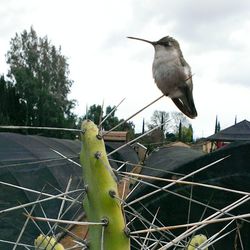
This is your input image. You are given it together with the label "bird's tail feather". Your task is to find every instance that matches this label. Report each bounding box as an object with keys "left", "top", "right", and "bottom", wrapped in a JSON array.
[{"left": 171, "top": 86, "right": 197, "bottom": 119}]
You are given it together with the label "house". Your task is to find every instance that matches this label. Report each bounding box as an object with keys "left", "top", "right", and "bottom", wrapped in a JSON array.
[{"left": 206, "top": 119, "right": 250, "bottom": 151}]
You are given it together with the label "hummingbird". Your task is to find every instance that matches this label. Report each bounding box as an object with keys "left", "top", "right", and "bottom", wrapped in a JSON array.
[{"left": 127, "top": 36, "right": 198, "bottom": 119}]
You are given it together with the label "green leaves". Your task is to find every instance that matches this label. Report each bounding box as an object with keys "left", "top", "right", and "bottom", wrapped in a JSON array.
[
  {"left": 5, "top": 27, "right": 76, "bottom": 137},
  {"left": 81, "top": 104, "right": 135, "bottom": 136}
]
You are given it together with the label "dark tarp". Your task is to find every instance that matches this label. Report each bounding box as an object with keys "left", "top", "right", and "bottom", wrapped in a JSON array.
[
  {"left": 207, "top": 119, "right": 250, "bottom": 141},
  {"left": 0, "top": 132, "right": 139, "bottom": 249},
  {"left": 142, "top": 146, "right": 204, "bottom": 176},
  {"left": 0, "top": 133, "right": 83, "bottom": 250},
  {"left": 127, "top": 142, "right": 250, "bottom": 250}
]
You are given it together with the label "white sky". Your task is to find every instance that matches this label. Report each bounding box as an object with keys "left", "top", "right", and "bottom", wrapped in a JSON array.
[{"left": 1, "top": 0, "right": 250, "bottom": 138}]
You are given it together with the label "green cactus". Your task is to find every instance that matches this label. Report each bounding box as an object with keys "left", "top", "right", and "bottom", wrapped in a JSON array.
[
  {"left": 34, "top": 234, "right": 64, "bottom": 250},
  {"left": 187, "top": 234, "right": 208, "bottom": 250},
  {"left": 80, "top": 120, "right": 130, "bottom": 250}
]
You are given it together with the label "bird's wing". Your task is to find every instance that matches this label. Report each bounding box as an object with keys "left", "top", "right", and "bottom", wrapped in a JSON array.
[
  {"left": 179, "top": 55, "right": 189, "bottom": 68},
  {"left": 178, "top": 54, "right": 193, "bottom": 86},
  {"left": 172, "top": 85, "right": 197, "bottom": 119}
]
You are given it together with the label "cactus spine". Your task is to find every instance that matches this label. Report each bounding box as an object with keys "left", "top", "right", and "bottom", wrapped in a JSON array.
[{"left": 80, "top": 120, "right": 130, "bottom": 250}]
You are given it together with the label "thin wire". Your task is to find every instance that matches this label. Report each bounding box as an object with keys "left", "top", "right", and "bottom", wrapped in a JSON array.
[
  {"left": 125, "top": 155, "right": 230, "bottom": 207},
  {"left": 22, "top": 206, "right": 45, "bottom": 236},
  {"left": 103, "top": 94, "right": 165, "bottom": 136},
  {"left": 98, "top": 100, "right": 105, "bottom": 129},
  {"left": 109, "top": 158, "right": 185, "bottom": 177},
  {"left": 38, "top": 201, "right": 56, "bottom": 237},
  {"left": 85, "top": 104, "right": 89, "bottom": 119},
  {"left": 132, "top": 235, "right": 168, "bottom": 245},
  {"left": 130, "top": 235, "right": 145, "bottom": 250},
  {"left": 0, "top": 189, "right": 84, "bottom": 215},
  {"left": 51, "top": 149, "right": 81, "bottom": 167},
  {"left": 132, "top": 213, "right": 250, "bottom": 235},
  {"left": 99, "top": 97, "right": 126, "bottom": 127},
  {"left": 57, "top": 226, "right": 87, "bottom": 247},
  {"left": 199, "top": 219, "right": 235, "bottom": 249},
  {"left": 24, "top": 214, "right": 105, "bottom": 226},
  {"left": 100, "top": 225, "right": 105, "bottom": 250},
  {"left": 46, "top": 181, "right": 82, "bottom": 204},
  {"left": 125, "top": 182, "right": 141, "bottom": 201},
  {"left": 119, "top": 173, "right": 250, "bottom": 227},
  {"left": 115, "top": 196, "right": 173, "bottom": 244},
  {"left": 0, "top": 239, "right": 34, "bottom": 248},
  {"left": 125, "top": 209, "right": 161, "bottom": 249},
  {"left": 202, "top": 227, "right": 237, "bottom": 249},
  {"left": 187, "top": 193, "right": 214, "bottom": 247},
  {"left": 0, "top": 180, "right": 77, "bottom": 203},
  {"left": 119, "top": 170, "right": 250, "bottom": 196},
  {"left": 0, "top": 125, "right": 81, "bottom": 132},
  {"left": 0, "top": 155, "right": 79, "bottom": 169},
  {"left": 137, "top": 202, "right": 179, "bottom": 242},
  {"left": 142, "top": 207, "right": 160, "bottom": 249},
  {"left": 40, "top": 192, "right": 85, "bottom": 243},
  {"left": 236, "top": 221, "right": 244, "bottom": 250},
  {"left": 130, "top": 208, "right": 168, "bottom": 248},
  {"left": 159, "top": 195, "right": 250, "bottom": 250},
  {"left": 186, "top": 182, "right": 193, "bottom": 230},
  {"left": 13, "top": 194, "right": 42, "bottom": 250},
  {"left": 116, "top": 161, "right": 128, "bottom": 172},
  {"left": 107, "top": 120, "right": 170, "bottom": 157},
  {"left": 54, "top": 177, "right": 73, "bottom": 231}
]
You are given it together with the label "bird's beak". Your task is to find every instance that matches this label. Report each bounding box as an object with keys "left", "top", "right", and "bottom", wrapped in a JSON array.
[{"left": 127, "top": 36, "right": 155, "bottom": 45}]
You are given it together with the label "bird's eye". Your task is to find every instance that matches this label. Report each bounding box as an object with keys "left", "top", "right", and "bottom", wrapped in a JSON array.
[
  {"left": 158, "top": 41, "right": 170, "bottom": 47},
  {"left": 163, "top": 42, "right": 170, "bottom": 47}
]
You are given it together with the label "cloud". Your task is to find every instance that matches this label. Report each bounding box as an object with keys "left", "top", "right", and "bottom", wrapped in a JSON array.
[
  {"left": 122, "top": 0, "right": 250, "bottom": 88},
  {"left": 1, "top": 0, "right": 250, "bottom": 138},
  {"left": 129, "top": 0, "right": 250, "bottom": 46}
]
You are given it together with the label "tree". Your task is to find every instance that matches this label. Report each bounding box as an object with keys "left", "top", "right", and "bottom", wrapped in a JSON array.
[
  {"left": 147, "top": 111, "right": 189, "bottom": 134},
  {"left": 142, "top": 118, "right": 145, "bottom": 134},
  {"left": 177, "top": 123, "right": 193, "bottom": 142},
  {"left": 178, "top": 120, "right": 182, "bottom": 141},
  {"left": 81, "top": 104, "right": 135, "bottom": 138},
  {"left": 84, "top": 104, "right": 103, "bottom": 125},
  {"left": 6, "top": 27, "right": 76, "bottom": 133},
  {"left": 147, "top": 110, "right": 170, "bottom": 133},
  {"left": 165, "top": 132, "right": 177, "bottom": 142},
  {"left": 102, "top": 105, "right": 120, "bottom": 131},
  {"left": 170, "top": 111, "right": 190, "bottom": 133},
  {"left": 147, "top": 110, "right": 194, "bottom": 142},
  {"left": 0, "top": 75, "right": 26, "bottom": 126}
]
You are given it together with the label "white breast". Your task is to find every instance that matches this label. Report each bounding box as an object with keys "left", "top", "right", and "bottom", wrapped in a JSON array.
[{"left": 152, "top": 45, "right": 185, "bottom": 97}]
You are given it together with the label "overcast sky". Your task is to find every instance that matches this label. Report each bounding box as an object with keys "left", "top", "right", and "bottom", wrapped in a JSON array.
[{"left": 1, "top": 0, "right": 250, "bottom": 138}]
